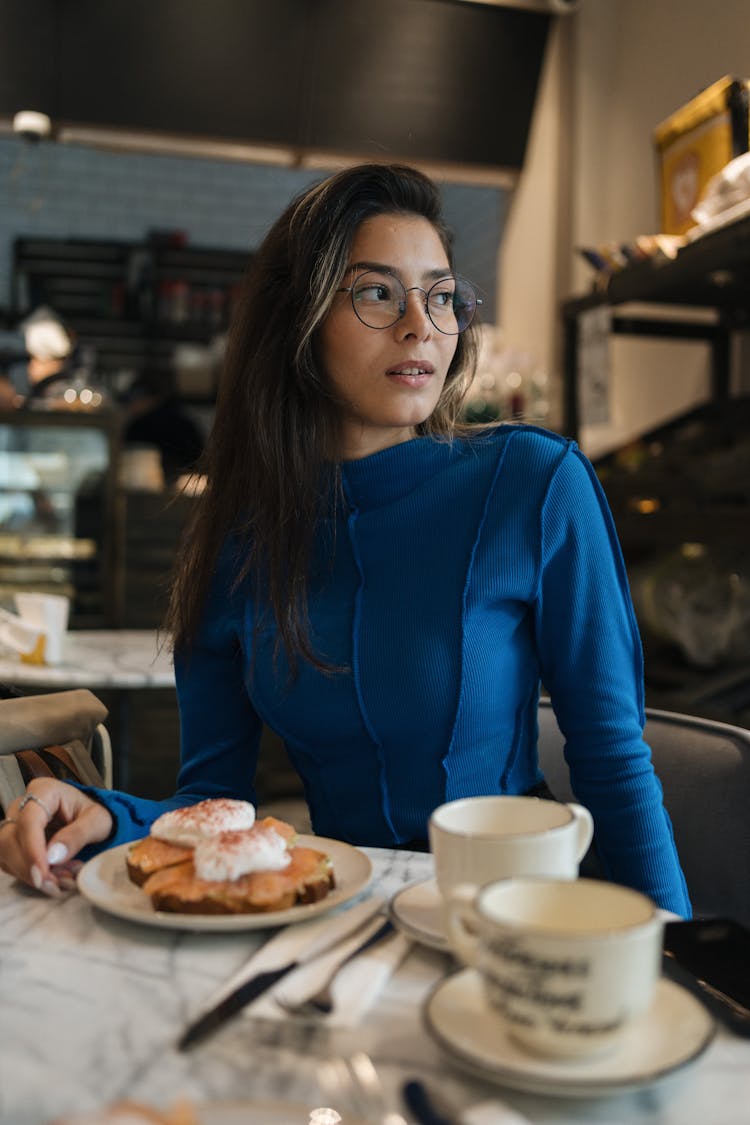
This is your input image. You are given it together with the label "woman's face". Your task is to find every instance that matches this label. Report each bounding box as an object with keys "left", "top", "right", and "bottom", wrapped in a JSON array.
[{"left": 318, "top": 212, "right": 459, "bottom": 460}]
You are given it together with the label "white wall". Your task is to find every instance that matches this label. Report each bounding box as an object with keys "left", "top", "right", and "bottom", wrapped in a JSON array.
[
  {"left": 500, "top": 0, "right": 750, "bottom": 456},
  {"left": 497, "top": 15, "right": 573, "bottom": 429}
]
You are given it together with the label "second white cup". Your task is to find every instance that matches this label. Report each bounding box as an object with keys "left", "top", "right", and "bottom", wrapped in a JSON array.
[
  {"left": 447, "top": 876, "right": 663, "bottom": 1059},
  {"left": 429, "top": 795, "right": 594, "bottom": 898}
]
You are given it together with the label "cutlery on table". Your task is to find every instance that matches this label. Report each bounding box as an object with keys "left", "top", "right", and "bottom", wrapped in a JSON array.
[
  {"left": 402, "top": 1080, "right": 533, "bottom": 1125},
  {"left": 402, "top": 1080, "right": 454, "bottom": 1125},
  {"left": 276, "top": 916, "right": 395, "bottom": 1015},
  {"left": 320, "top": 1053, "right": 409, "bottom": 1125},
  {"left": 177, "top": 895, "right": 385, "bottom": 1050}
]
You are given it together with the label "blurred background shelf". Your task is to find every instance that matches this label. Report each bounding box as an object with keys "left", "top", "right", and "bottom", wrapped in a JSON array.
[
  {"left": 12, "top": 235, "right": 251, "bottom": 401},
  {"left": 561, "top": 212, "right": 750, "bottom": 440},
  {"left": 594, "top": 397, "right": 750, "bottom": 729},
  {"left": 560, "top": 213, "right": 750, "bottom": 728}
]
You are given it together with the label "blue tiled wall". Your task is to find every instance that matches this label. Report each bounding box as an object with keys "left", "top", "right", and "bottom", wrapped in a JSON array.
[{"left": 0, "top": 136, "right": 503, "bottom": 319}]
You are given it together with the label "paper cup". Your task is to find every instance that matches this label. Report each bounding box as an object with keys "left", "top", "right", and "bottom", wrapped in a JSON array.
[{"left": 14, "top": 592, "right": 70, "bottom": 665}]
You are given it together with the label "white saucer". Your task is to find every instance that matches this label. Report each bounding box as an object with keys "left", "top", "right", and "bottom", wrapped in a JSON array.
[
  {"left": 424, "top": 968, "right": 715, "bottom": 1098},
  {"left": 389, "top": 877, "right": 449, "bottom": 951}
]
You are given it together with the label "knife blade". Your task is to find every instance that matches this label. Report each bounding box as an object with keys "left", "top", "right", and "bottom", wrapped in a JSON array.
[
  {"left": 185, "top": 917, "right": 394, "bottom": 1042},
  {"left": 177, "top": 894, "right": 385, "bottom": 1050},
  {"left": 178, "top": 965, "right": 292, "bottom": 1050}
]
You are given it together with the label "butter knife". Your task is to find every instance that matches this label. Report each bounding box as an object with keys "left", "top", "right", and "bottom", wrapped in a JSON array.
[{"left": 177, "top": 895, "right": 384, "bottom": 1050}]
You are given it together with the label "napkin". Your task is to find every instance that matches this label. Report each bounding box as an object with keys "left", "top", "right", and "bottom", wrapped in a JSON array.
[
  {"left": 272, "top": 912, "right": 394, "bottom": 1008},
  {"left": 195, "top": 896, "right": 411, "bottom": 1030},
  {"left": 258, "top": 922, "right": 412, "bottom": 1028}
]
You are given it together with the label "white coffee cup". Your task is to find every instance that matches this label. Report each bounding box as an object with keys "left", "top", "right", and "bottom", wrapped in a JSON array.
[
  {"left": 448, "top": 876, "right": 663, "bottom": 1060},
  {"left": 429, "top": 795, "right": 594, "bottom": 899},
  {"left": 14, "top": 592, "right": 70, "bottom": 665}
]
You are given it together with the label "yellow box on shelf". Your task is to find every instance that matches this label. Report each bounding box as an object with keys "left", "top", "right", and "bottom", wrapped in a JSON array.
[{"left": 654, "top": 75, "right": 750, "bottom": 235}]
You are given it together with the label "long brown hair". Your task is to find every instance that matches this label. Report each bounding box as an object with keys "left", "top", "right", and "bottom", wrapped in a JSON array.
[{"left": 166, "top": 163, "right": 480, "bottom": 671}]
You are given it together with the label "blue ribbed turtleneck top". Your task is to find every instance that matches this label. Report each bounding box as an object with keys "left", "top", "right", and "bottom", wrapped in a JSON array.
[{"left": 89, "top": 425, "right": 691, "bottom": 916}]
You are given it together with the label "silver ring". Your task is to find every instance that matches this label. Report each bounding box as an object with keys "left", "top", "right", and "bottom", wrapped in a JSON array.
[
  {"left": 0, "top": 816, "right": 18, "bottom": 829},
  {"left": 19, "top": 792, "right": 53, "bottom": 822}
]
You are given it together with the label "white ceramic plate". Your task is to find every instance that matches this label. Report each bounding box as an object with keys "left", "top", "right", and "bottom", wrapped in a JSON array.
[
  {"left": 424, "top": 968, "right": 715, "bottom": 1098},
  {"left": 78, "top": 836, "right": 373, "bottom": 932},
  {"left": 79, "top": 1103, "right": 364, "bottom": 1124},
  {"left": 198, "top": 1102, "right": 365, "bottom": 1124},
  {"left": 389, "top": 877, "right": 449, "bottom": 951}
]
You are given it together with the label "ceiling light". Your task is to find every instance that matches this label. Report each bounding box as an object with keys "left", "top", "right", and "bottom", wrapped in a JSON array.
[{"left": 12, "top": 110, "right": 52, "bottom": 142}]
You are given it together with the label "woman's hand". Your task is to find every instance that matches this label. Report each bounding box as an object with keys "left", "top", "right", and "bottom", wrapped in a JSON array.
[{"left": 0, "top": 780, "right": 113, "bottom": 895}]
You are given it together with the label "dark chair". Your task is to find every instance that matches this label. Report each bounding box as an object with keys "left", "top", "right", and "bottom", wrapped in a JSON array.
[{"left": 537, "top": 699, "right": 750, "bottom": 923}]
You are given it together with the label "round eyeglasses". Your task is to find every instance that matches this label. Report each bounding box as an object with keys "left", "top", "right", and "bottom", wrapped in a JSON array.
[{"left": 338, "top": 270, "right": 481, "bottom": 334}]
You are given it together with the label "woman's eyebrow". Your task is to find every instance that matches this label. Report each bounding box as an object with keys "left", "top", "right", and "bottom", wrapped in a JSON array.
[{"left": 347, "top": 260, "right": 452, "bottom": 280}]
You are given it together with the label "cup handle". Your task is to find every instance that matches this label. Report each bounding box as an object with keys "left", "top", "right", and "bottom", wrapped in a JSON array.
[
  {"left": 445, "top": 882, "right": 482, "bottom": 965},
  {"left": 567, "top": 802, "right": 594, "bottom": 860}
]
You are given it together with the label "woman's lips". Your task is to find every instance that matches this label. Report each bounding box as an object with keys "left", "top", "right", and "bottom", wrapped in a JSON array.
[{"left": 385, "top": 362, "right": 435, "bottom": 387}]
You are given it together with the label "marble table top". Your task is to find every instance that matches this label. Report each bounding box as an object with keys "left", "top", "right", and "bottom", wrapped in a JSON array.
[
  {"left": 0, "top": 629, "right": 175, "bottom": 689},
  {"left": 1, "top": 846, "right": 749, "bottom": 1125}
]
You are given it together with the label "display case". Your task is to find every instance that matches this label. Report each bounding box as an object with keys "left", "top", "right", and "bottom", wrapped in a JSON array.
[{"left": 0, "top": 407, "right": 120, "bottom": 626}]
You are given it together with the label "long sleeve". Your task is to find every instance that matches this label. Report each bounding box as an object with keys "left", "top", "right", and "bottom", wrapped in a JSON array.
[{"left": 535, "top": 444, "right": 691, "bottom": 917}]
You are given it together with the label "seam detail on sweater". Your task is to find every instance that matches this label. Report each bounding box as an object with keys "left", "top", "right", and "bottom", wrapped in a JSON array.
[
  {"left": 443, "top": 428, "right": 519, "bottom": 783},
  {"left": 346, "top": 506, "right": 397, "bottom": 836},
  {"left": 534, "top": 436, "right": 576, "bottom": 604}
]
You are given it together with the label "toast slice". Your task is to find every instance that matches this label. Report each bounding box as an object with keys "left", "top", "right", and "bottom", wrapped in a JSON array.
[
  {"left": 126, "top": 837, "right": 193, "bottom": 886},
  {"left": 141, "top": 844, "right": 334, "bottom": 914}
]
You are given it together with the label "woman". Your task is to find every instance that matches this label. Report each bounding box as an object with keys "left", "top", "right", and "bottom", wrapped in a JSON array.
[{"left": 0, "top": 163, "right": 690, "bottom": 916}]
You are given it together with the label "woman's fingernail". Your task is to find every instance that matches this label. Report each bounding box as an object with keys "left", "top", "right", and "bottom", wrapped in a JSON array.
[
  {"left": 30, "top": 864, "right": 43, "bottom": 890},
  {"left": 41, "top": 879, "right": 62, "bottom": 897},
  {"left": 46, "top": 842, "right": 68, "bottom": 865}
]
